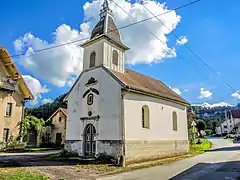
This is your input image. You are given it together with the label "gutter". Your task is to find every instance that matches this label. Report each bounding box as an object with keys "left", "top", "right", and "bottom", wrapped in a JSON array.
[{"left": 120, "top": 86, "right": 130, "bottom": 167}]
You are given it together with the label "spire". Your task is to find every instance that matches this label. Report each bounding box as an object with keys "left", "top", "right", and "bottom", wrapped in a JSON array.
[{"left": 100, "top": 0, "right": 113, "bottom": 19}]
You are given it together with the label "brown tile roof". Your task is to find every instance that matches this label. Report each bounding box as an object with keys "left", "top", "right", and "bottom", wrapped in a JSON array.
[
  {"left": 109, "top": 68, "right": 189, "bottom": 105},
  {"left": 60, "top": 108, "right": 68, "bottom": 116},
  {"left": 0, "top": 46, "right": 33, "bottom": 99},
  {"left": 231, "top": 110, "right": 240, "bottom": 118}
]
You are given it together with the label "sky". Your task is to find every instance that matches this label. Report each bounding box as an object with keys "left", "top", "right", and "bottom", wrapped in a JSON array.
[{"left": 1, "top": 0, "right": 240, "bottom": 107}]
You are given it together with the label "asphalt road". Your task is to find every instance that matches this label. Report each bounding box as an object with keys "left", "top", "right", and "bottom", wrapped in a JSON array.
[{"left": 99, "top": 138, "right": 240, "bottom": 180}]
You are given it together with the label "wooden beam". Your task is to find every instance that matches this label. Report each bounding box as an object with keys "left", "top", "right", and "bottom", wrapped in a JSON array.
[{"left": 5, "top": 62, "right": 14, "bottom": 66}]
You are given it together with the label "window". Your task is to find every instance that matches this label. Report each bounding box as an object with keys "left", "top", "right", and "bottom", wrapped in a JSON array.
[
  {"left": 59, "top": 117, "right": 62, "bottom": 122},
  {"left": 142, "top": 105, "right": 149, "bottom": 128},
  {"left": 224, "top": 125, "right": 227, "bottom": 128},
  {"left": 3, "top": 128, "right": 9, "bottom": 143},
  {"left": 112, "top": 50, "right": 118, "bottom": 66},
  {"left": 6, "top": 103, "right": 13, "bottom": 117},
  {"left": 172, "top": 111, "right": 177, "bottom": 131},
  {"left": 87, "top": 93, "right": 94, "bottom": 105},
  {"left": 90, "top": 52, "right": 96, "bottom": 68}
]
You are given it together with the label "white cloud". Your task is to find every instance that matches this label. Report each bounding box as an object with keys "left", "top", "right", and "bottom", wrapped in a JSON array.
[
  {"left": 176, "top": 36, "right": 188, "bottom": 45},
  {"left": 14, "top": 0, "right": 181, "bottom": 87},
  {"left": 14, "top": 24, "right": 90, "bottom": 87},
  {"left": 22, "top": 75, "right": 49, "bottom": 105},
  {"left": 42, "top": 98, "right": 54, "bottom": 105},
  {"left": 198, "top": 88, "right": 212, "bottom": 99},
  {"left": 193, "top": 102, "right": 233, "bottom": 108},
  {"left": 171, "top": 88, "right": 181, "bottom": 95},
  {"left": 232, "top": 90, "right": 240, "bottom": 100}
]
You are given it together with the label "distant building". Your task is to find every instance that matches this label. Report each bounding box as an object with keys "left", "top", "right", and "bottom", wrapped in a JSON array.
[
  {"left": 216, "top": 110, "right": 240, "bottom": 136},
  {"left": 0, "top": 47, "right": 33, "bottom": 142},
  {"left": 44, "top": 108, "right": 67, "bottom": 145}
]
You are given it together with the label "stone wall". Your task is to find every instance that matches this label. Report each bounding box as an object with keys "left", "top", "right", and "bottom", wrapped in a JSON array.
[
  {"left": 125, "top": 140, "right": 189, "bottom": 164},
  {"left": 65, "top": 140, "right": 82, "bottom": 155},
  {"left": 97, "top": 140, "right": 122, "bottom": 157}
]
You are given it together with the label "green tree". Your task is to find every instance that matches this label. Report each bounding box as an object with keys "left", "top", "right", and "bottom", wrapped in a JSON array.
[
  {"left": 196, "top": 120, "right": 206, "bottom": 137},
  {"left": 19, "top": 116, "right": 45, "bottom": 137}
]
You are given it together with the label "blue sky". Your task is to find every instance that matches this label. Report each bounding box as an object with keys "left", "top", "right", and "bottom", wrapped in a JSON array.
[{"left": 1, "top": 0, "right": 240, "bottom": 107}]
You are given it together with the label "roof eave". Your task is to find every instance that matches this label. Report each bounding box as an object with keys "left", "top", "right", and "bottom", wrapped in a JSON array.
[{"left": 123, "top": 86, "right": 190, "bottom": 107}]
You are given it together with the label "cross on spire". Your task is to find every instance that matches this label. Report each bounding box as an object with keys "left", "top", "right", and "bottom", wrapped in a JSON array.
[{"left": 100, "top": 0, "right": 113, "bottom": 18}]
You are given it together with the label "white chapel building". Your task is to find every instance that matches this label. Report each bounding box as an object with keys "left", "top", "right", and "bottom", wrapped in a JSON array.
[{"left": 64, "top": 0, "right": 189, "bottom": 164}]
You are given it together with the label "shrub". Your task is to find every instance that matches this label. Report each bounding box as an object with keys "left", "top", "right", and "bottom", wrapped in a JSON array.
[
  {"left": 5, "top": 139, "right": 25, "bottom": 151},
  {"left": 59, "top": 149, "right": 79, "bottom": 157},
  {"left": 0, "top": 141, "right": 5, "bottom": 151},
  {"left": 196, "top": 138, "right": 202, "bottom": 144}
]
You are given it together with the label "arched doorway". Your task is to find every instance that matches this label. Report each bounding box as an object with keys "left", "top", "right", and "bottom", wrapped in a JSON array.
[{"left": 84, "top": 124, "right": 96, "bottom": 156}]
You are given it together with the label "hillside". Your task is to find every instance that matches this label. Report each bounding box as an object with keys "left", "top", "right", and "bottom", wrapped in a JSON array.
[{"left": 26, "top": 93, "right": 68, "bottom": 120}]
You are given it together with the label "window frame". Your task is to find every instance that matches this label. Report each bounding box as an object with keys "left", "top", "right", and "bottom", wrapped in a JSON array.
[
  {"left": 90, "top": 51, "right": 96, "bottom": 68},
  {"left": 172, "top": 111, "right": 178, "bottom": 131},
  {"left": 87, "top": 93, "right": 94, "bottom": 105},
  {"left": 112, "top": 50, "right": 118, "bottom": 66},
  {"left": 3, "top": 128, "right": 9, "bottom": 143},
  {"left": 142, "top": 105, "right": 150, "bottom": 129},
  {"left": 5, "top": 102, "right": 13, "bottom": 117}
]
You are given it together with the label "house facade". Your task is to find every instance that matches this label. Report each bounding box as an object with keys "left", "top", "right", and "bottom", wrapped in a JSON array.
[
  {"left": 0, "top": 47, "right": 33, "bottom": 143},
  {"left": 64, "top": 0, "right": 189, "bottom": 164},
  {"left": 216, "top": 110, "right": 240, "bottom": 136},
  {"left": 45, "top": 108, "right": 67, "bottom": 145}
]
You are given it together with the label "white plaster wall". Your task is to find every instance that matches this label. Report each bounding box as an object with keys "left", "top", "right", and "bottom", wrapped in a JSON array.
[
  {"left": 83, "top": 40, "right": 104, "bottom": 70},
  {"left": 66, "top": 67, "right": 122, "bottom": 144},
  {"left": 124, "top": 92, "right": 188, "bottom": 141},
  {"left": 103, "top": 40, "right": 125, "bottom": 73}
]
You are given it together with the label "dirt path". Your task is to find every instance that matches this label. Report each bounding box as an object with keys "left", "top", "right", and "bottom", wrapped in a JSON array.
[{"left": 0, "top": 152, "right": 97, "bottom": 180}]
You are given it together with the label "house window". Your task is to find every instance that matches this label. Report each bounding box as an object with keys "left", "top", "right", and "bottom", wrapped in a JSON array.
[
  {"left": 6, "top": 103, "right": 13, "bottom": 117},
  {"left": 3, "top": 128, "right": 9, "bottom": 143},
  {"left": 112, "top": 50, "right": 118, "bottom": 66},
  {"left": 224, "top": 125, "right": 227, "bottom": 128},
  {"left": 142, "top": 105, "right": 149, "bottom": 128},
  {"left": 59, "top": 117, "right": 62, "bottom": 122},
  {"left": 87, "top": 93, "right": 94, "bottom": 105},
  {"left": 90, "top": 52, "right": 96, "bottom": 68},
  {"left": 172, "top": 111, "right": 177, "bottom": 131}
]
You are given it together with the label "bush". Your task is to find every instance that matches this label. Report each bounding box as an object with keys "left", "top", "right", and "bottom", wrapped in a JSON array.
[
  {"left": 196, "top": 138, "right": 202, "bottom": 144},
  {"left": 5, "top": 139, "right": 25, "bottom": 151},
  {"left": 0, "top": 141, "right": 5, "bottom": 151},
  {"left": 59, "top": 149, "right": 79, "bottom": 157}
]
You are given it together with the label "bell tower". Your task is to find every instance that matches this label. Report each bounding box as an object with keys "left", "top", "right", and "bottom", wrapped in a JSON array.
[{"left": 81, "top": 0, "right": 129, "bottom": 73}]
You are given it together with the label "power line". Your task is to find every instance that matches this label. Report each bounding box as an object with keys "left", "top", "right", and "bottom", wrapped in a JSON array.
[
  {"left": 141, "top": 2, "right": 238, "bottom": 95},
  {"left": 110, "top": 0, "right": 211, "bottom": 82},
  {"left": 1, "top": 0, "right": 200, "bottom": 61}
]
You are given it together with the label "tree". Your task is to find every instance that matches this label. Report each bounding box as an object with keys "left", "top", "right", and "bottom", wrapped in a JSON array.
[
  {"left": 196, "top": 120, "right": 206, "bottom": 137},
  {"left": 19, "top": 116, "right": 45, "bottom": 138}
]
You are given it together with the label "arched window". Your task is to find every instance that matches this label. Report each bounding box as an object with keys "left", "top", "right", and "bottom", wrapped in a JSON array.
[
  {"left": 142, "top": 105, "right": 149, "bottom": 128},
  {"left": 90, "top": 52, "right": 96, "bottom": 68},
  {"left": 172, "top": 111, "right": 177, "bottom": 131},
  {"left": 112, "top": 50, "right": 118, "bottom": 66}
]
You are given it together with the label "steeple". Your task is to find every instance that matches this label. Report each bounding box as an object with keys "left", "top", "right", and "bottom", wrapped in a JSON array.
[
  {"left": 81, "top": 0, "right": 129, "bottom": 74},
  {"left": 91, "top": 0, "right": 121, "bottom": 43}
]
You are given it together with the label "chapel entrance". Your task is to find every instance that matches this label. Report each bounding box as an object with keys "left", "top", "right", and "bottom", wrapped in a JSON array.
[{"left": 84, "top": 124, "right": 96, "bottom": 156}]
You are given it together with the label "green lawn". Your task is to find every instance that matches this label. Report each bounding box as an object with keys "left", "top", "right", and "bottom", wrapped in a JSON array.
[
  {"left": 24, "top": 147, "right": 56, "bottom": 152},
  {"left": 190, "top": 139, "right": 212, "bottom": 154},
  {"left": 0, "top": 168, "right": 49, "bottom": 180}
]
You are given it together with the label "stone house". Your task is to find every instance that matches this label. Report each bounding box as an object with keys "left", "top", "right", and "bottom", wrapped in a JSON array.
[
  {"left": 44, "top": 108, "right": 67, "bottom": 146},
  {"left": 64, "top": 0, "right": 189, "bottom": 164},
  {"left": 0, "top": 47, "right": 33, "bottom": 143},
  {"left": 216, "top": 109, "right": 240, "bottom": 136}
]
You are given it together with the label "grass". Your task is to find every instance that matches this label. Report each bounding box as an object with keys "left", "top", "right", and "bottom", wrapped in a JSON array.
[
  {"left": 0, "top": 168, "right": 49, "bottom": 180},
  {"left": 189, "top": 138, "right": 212, "bottom": 154},
  {"left": 24, "top": 147, "right": 56, "bottom": 152},
  {"left": 76, "top": 154, "right": 196, "bottom": 175}
]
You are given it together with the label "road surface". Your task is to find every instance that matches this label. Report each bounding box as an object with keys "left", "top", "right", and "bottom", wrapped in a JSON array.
[{"left": 99, "top": 138, "right": 240, "bottom": 180}]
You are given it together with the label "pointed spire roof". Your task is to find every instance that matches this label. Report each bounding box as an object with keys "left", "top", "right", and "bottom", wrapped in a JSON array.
[{"left": 90, "top": 0, "right": 121, "bottom": 43}]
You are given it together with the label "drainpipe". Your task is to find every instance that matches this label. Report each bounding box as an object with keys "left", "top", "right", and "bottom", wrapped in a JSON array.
[
  {"left": 19, "top": 101, "right": 25, "bottom": 142},
  {"left": 120, "top": 86, "right": 130, "bottom": 167}
]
